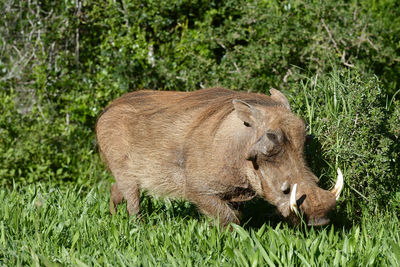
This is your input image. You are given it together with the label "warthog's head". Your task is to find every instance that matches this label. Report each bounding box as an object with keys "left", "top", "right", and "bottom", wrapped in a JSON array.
[{"left": 233, "top": 89, "right": 343, "bottom": 226}]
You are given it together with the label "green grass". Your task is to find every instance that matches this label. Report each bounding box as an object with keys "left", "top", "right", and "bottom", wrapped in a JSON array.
[{"left": 1, "top": 183, "right": 399, "bottom": 266}]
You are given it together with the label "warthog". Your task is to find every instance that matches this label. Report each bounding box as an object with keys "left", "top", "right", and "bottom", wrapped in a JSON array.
[{"left": 96, "top": 88, "right": 343, "bottom": 226}]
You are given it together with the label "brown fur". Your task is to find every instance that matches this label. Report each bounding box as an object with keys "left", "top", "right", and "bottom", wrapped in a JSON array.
[{"left": 96, "top": 88, "right": 337, "bottom": 226}]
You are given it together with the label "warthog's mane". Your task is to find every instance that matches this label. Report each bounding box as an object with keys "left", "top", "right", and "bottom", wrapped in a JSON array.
[{"left": 180, "top": 87, "right": 282, "bottom": 136}]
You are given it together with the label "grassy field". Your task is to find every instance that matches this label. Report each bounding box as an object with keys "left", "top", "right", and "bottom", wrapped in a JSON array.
[{"left": 1, "top": 182, "right": 400, "bottom": 266}]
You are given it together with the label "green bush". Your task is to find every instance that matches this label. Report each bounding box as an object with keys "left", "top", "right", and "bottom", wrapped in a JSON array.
[
  {"left": 77, "top": 0, "right": 400, "bottom": 93},
  {"left": 0, "top": 89, "right": 103, "bottom": 186}
]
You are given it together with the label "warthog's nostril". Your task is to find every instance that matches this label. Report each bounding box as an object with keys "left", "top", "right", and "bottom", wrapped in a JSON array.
[
  {"left": 297, "top": 194, "right": 306, "bottom": 207},
  {"left": 281, "top": 181, "right": 290, "bottom": 194}
]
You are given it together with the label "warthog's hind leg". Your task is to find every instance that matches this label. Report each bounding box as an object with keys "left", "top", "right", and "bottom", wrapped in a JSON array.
[{"left": 109, "top": 183, "right": 124, "bottom": 214}]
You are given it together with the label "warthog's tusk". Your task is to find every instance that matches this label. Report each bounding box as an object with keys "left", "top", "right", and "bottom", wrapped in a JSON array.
[
  {"left": 330, "top": 168, "right": 344, "bottom": 200},
  {"left": 290, "top": 183, "right": 300, "bottom": 216}
]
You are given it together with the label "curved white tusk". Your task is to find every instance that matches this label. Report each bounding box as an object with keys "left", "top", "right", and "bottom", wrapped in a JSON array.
[
  {"left": 290, "top": 183, "right": 300, "bottom": 216},
  {"left": 331, "top": 168, "right": 344, "bottom": 200}
]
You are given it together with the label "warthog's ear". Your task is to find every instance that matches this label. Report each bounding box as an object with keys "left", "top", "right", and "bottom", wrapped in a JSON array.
[
  {"left": 270, "top": 89, "right": 291, "bottom": 111},
  {"left": 232, "top": 99, "right": 262, "bottom": 127}
]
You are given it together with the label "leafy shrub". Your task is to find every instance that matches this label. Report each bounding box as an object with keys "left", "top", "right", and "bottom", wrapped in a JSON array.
[
  {"left": 76, "top": 0, "right": 400, "bottom": 94},
  {"left": 0, "top": 89, "right": 103, "bottom": 186}
]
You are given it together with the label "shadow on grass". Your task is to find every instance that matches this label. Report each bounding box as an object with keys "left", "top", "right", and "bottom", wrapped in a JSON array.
[
  {"left": 115, "top": 194, "right": 203, "bottom": 223},
  {"left": 305, "top": 134, "right": 331, "bottom": 189},
  {"left": 145, "top": 197, "right": 202, "bottom": 222},
  {"left": 238, "top": 198, "right": 283, "bottom": 229},
  {"left": 113, "top": 192, "right": 352, "bottom": 232},
  {"left": 239, "top": 197, "right": 353, "bottom": 233}
]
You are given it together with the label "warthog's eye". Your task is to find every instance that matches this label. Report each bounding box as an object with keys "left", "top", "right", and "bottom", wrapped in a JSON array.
[
  {"left": 246, "top": 131, "right": 283, "bottom": 161},
  {"left": 264, "top": 131, "right": 283, "bottom": 158},
  {"left": 267, "top": 132, "right": 278, "bottom": 142}
]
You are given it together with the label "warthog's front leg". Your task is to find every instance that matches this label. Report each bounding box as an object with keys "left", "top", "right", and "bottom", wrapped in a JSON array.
[
  {"left": 123, "top": 183, "right": 140, "bottom": 216},
  {"left": 109, "top": 181, "right": 140, "bottom": 216},
  {"left": 191, "top": 195, "right": 239, "bottom": 226}
]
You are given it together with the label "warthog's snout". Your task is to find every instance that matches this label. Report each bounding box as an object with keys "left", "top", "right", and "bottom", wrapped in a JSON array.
[{"left": 289, "top": 169, "right": 343, "bottom": 226}]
